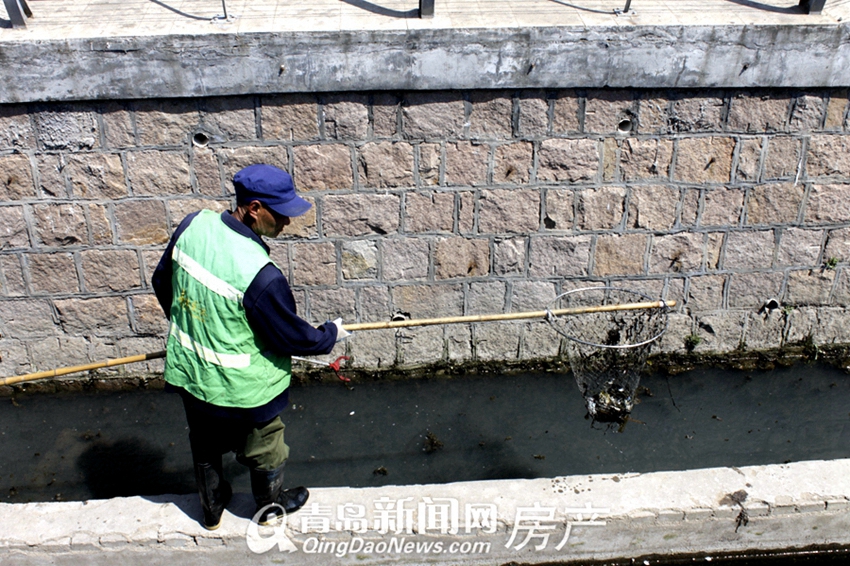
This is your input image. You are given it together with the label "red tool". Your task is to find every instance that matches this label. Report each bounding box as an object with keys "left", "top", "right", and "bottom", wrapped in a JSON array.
[
  {"left": 291, "top": 355, "right": 350, "bottom": 382},
  {"left": 327, "top": 356, "right": 350, "bottom": 382}
]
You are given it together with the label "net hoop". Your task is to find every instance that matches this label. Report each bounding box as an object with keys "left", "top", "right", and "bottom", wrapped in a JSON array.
[{"left": 546, "top": 286, "right": 671, "bottom": 349}]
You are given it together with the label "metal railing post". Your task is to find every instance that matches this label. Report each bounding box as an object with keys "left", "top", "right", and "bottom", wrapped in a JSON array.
[
  {"left": 419, "top": 0, "right": 434, "bottom": 18},
  {"left": 799, "top": 0, "right": 827, "bottom": 13},
  {"left": 3, "top": 0, "right": 32, "bottom": 28}
]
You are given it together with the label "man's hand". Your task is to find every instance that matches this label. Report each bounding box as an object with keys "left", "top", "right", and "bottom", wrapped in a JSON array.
[{"left": 331, "top": 318, "right": 351, "bottom": 342}]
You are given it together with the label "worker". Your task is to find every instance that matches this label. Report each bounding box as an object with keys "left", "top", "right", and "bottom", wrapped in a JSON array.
[{"left": 152, "top": 163, "right": 349, "bottom": 530}]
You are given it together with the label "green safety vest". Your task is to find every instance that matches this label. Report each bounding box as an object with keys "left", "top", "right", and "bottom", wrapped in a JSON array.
[{"left": 163, "top": 210, "right": 291, "bottom": 408}]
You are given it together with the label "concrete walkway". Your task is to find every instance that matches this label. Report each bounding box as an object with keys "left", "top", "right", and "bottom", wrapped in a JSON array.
[
  {"left": 3, "top": 0, "right": 849, "bottom": 40},
  {"left": 5, "top": 0, "right": 850, "bottom": 101},
  {"left": 1, "top": 458, "right": 849, "bottom": 564}
]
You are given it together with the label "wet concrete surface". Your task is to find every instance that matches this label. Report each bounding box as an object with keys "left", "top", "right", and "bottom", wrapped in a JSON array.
[{"left": 1, "top": 362, "right": 849, "bottom": 504}]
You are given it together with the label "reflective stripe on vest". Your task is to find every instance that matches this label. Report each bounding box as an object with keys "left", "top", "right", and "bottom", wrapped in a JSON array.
[
  {"left": 169, "top": 322, "right": 251, "bottom": 369},
  {"left": 172, "top": 246, "right": 244, "bottom": 305}
]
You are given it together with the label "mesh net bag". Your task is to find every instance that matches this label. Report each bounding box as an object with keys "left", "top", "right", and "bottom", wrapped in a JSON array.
[{"left": 547, "top": 287, "right": 670, "bottom": 424}]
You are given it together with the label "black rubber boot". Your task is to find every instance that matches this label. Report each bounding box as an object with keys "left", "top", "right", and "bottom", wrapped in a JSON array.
[
  {"left": 194, "top": 461, "right": 232, "bottom": 531},
  {"left": 250, "top": 465, "right": 309, "bottom": 525}
]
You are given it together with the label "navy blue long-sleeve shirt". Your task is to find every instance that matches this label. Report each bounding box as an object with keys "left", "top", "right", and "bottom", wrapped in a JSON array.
[{"left": 152, "top": 210, "right": 337, "bottom": 422}]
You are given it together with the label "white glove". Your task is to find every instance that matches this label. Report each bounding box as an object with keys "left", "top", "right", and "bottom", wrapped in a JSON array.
[{"left": 331, "top": 318, "right": 351, "bottom": 342}]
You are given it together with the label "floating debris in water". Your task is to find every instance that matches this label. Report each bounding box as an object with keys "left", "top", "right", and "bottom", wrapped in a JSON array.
[
  {"left": 636, "top": 385, "right": 653, "bottom": 397},
  {"left": 423, "top": 431, "right": 443, "bottom": 453},
  {"left": 81, "top": 431, "right": 101, "bottom": 442},
  {"left": 372, "top": 466, "right": 388, "bottom": 476}
]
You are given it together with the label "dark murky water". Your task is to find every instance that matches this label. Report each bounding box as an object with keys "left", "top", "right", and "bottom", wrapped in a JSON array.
[
  {"left": 640, "top": 549, "right": 850, "bottom": 566},
  {"left": 1, "top": 362, "right": 849, "bottom": 504}
]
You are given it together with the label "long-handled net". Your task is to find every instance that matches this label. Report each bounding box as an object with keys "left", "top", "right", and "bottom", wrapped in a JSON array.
[
  {"left": 1, "top": 293, "right": 674, "bottom": 407},
  {"left": 546, "top": 287, "right": 670, "bottom": 424}
]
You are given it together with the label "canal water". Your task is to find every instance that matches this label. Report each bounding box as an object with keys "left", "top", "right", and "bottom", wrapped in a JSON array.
[{"left": 1, "top": 362, "right": 849, "bottom": 504}]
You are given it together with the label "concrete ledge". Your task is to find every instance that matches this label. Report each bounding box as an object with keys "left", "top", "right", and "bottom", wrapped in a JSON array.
[
  {"left": 2, "top": 24, "right": 850, "bottom": 103},
  {"left": 1, "top": 459, "right": 849, "bottom": 564}
]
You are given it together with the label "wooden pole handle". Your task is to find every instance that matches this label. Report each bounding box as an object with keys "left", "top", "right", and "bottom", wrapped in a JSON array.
[
  {"left": 0, "top": 299, "right": 675, "bottom": 386},
  {"left": 343, "top": 300, "right": 675, "bottom": 331},
  {"left": 0, "top": 351, "right": 166, "bottom": 388}
]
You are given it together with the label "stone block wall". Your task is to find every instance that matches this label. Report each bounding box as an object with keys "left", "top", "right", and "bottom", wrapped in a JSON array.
[{"left": 1, "top": 89, "right": 849, "bottom": 378}]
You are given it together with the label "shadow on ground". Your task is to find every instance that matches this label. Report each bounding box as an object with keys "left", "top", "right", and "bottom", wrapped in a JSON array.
[{"left": 77, "top": 437, "right": 195, "bottom": 499}]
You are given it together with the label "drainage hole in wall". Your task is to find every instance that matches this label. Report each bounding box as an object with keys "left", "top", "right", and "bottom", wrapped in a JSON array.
[{"left": 192, "top": 132, "right": 210, "bottom": 147}]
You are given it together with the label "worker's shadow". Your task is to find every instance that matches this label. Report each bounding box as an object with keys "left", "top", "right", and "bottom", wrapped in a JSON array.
[
  {"left": 77, "top": 437, "right": 257, "bottom": 523},
  {"left": 722, "top": 0, "right": 802, "bottom": 13},
  {"left": 77, "top": 437, "right": 196, "bottom": 499},
  {"left": 148, "top": 0, "right": 211, "bottom": 20},
  {"left": 338, "top": 0, "right": 418, "bottom": 18}
]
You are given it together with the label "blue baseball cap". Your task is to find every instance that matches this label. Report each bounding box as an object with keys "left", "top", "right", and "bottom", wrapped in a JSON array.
[{"left": 233, "top": 164, "right": 311, "bottom": 218}]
